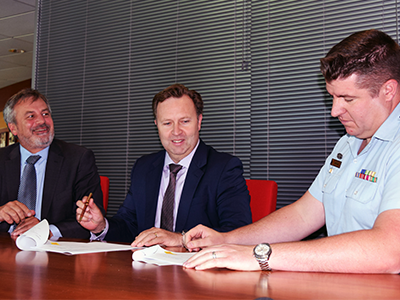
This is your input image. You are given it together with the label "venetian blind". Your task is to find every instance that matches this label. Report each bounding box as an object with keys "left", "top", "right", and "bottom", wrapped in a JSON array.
[{"left": 34, "top": 0, "right": 398, "bottom": 216}]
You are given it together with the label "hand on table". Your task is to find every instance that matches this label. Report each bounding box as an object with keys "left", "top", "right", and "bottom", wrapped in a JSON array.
[
  {"left": 0, "top": 200, "right": 34, "bottom": 224},
  {"left": 131, "top": 227, "right": 183, "bottom": 247},
  {"left": 76, "top": 196, "right": 106, "bottom": 234},
  {"left": 183, "top": 244, "right": 260, "bottom": 271},
  {"left": 183, "top": 224, "right": 226, "bottom": 252}
]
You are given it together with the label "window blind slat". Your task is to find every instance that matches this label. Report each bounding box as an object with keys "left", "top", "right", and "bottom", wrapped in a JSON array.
[{"left": 35, "top": 0, "right": 399, "bottom": 216}]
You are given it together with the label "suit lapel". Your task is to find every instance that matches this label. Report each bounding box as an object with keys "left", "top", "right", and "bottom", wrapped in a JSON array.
[
  {"left": 41, "top": 141, "right": 64, "bottom": 217},
  {"left": 144, "top": 152, "right": 164, "bottom": 228},
  {"left": 175, "top": 140, "right": 207, "bottom": 232},
  {"left": 5, "top": 144, "right": 21, "bottom": 199}
]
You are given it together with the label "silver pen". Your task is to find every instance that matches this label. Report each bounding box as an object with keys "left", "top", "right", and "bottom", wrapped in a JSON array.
[{"left": 182, "top": 231, "right": 189, "bottom": 251}]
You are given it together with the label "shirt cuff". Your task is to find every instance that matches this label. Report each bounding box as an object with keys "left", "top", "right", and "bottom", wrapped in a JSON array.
[
  {"left": 90, "top": 218, "right": 109, "bottom": 241},
  {"left": 49, "top": 224, "right": 62, "bottom": 238},
  {"left": 9, "top": 222, "right": 62, "bottom": 239}
]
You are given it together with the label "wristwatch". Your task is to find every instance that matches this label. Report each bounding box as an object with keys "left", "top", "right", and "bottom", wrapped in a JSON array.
[{"left": 253, "top": 243, "right": 272, "bottom": 271}]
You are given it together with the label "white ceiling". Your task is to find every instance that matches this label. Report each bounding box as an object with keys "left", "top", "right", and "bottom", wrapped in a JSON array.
[{"left": 0, "top": 0, "right": 36, "bottom": 89}]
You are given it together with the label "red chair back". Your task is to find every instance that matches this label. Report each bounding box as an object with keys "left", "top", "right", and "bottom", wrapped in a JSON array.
[
  {"left": 100, "top": 176, "right": 110, "bottom": 213},
  {"left": 246, "top": 179, "right": 278, "bottom": 222}
]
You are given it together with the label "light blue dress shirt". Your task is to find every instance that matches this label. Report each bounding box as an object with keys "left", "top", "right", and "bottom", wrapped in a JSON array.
[
  {"left": 309, "top": 103, "right": 400, "bottom": 236},
  {"left": 17, "top": 145, "right": 62, "bottom": 237}
]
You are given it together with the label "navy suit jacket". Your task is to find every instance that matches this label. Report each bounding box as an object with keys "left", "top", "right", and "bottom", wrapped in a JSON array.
[
  {"left": 0, "top": 139, "right": 104, "bottom": 238},
  {"left": 106, "top": 140, "right": 252, "bottom": 243}
]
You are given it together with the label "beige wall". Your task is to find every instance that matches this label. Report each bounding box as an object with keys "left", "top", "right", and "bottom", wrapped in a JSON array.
[
  {"left": 0, "top": 80, "right": 31, "bottom": 132},
  {"left": 0, "top": 112, "right": 7, "bottom": 131},
  {"left": 0, "top": 79, "right": 31, "bottom": 110}
]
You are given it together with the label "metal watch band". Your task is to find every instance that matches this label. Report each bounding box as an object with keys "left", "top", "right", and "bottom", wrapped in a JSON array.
[{"left": 258, "top": 259, "right": 271, "bottom": 271}]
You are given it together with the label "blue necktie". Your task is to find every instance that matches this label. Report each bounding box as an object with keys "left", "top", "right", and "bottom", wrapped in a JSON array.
[
  {"left": 161, "top": 164, "right": 182, "bottom": 231},
  {"left": 18, "top": 155, "right": 41, "bottom": 211}
]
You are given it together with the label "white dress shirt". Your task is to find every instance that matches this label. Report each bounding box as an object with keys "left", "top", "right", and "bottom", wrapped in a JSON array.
[{"left": 154, "top": 140, "right": 199, "bottom": 231}]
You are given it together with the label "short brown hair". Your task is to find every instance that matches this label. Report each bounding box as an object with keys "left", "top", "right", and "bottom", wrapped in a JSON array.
[
  {"left": 152, "top": 84, "right": 203, "bottom": 119},
  {"left": 320, "top": 29, "right": 400, "bottom": 97}
]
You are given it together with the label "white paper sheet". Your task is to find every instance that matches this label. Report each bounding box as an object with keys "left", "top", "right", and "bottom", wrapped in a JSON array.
[
  {"left": 132, "top": 245, "right": 196, "bottom": 266},
  {"left": 16, "top": 219, "right": 50, "bottom": 250},
  {"left": 16, "top": 219, "right": 137, "bottom": 255},
  {"left": 37, "top": 240, "right": 136, "bottom": 255}
]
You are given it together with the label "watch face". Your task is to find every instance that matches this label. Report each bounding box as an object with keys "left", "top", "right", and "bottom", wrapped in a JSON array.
[{"left": 255, "top": 243, "right": 271, "bottom": 256}]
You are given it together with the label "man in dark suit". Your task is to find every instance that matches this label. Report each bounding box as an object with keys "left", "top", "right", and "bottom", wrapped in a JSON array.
[
  {"left": 77, "top": 84, "right": 252, "bottom": 245},
  {"left": 0, "top": 88, "right": 104, "bottom": 239}
]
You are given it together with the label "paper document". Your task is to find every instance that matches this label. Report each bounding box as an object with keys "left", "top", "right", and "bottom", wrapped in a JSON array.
[
  {"left": 132, "top": 245, "right": 196, "bottom": 266},
  {"left": 16, "top": 219, "right": 137, "bottom": 255}
]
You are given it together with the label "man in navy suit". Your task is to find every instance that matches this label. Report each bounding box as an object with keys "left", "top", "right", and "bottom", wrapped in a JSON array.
[
  {"left": 77, "top": 84, "right": 252, "bottom": 245},
  {"left": 0, "top": 88, "right": 104, "bottom": 239}
]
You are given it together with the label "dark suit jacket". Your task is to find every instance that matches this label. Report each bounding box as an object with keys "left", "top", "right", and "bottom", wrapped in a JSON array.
[
  {"left": 0, "top": 139, "right": 104, "bottom": 239},
  {"left": 106, "top": 140, "right": 252, "bottom": 243}
]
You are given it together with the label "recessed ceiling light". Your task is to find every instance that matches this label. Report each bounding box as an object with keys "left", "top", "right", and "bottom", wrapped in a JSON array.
[{"left": 9, "top": 49, "right": 26, "bottom": 53}]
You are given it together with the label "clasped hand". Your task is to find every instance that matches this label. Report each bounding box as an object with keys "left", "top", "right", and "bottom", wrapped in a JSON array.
[
  {"left": 0, "top": 200, "right": 43, "bottom": 238},
  {"left": 0, "top": 200, "right": 34, "bottom": 224}
]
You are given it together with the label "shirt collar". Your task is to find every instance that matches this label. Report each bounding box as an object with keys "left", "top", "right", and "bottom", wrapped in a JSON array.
[
  {"left": 373, "top": 102, "right": 400, "bottom": 142},
  {"left": 164, "top": 139, "right": 200, "bottom": 170},
  {"left": 19, "top": 144, "right": 50, "bottom": 166},
  {"left": 346, "top": 103, "right": 400, "bottom": 156}
]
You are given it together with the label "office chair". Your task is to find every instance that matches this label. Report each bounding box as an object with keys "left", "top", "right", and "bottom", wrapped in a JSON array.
[
  {"left": 100, "top": 176, "right": 110, "bottom": 213},
  {"left": 246, "top": 179, "right": 278, "bottom": 222}
]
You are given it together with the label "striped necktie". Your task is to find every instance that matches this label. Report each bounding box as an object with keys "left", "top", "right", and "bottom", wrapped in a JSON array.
[{"left": 161, "top": 164, "right": 182, "bottom": 231}]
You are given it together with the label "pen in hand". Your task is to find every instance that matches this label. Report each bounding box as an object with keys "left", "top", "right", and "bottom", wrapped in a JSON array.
[
  {"left": 182, "top": 231, "right": 189, "bottom": 251},
  {"left": 78, "top": 192, "right": 92, "bottom": 222}
]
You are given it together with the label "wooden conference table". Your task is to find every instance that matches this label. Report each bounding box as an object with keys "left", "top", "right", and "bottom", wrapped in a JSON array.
[{"left": 1, "top": 233, "right": 400, "bottom": 300}]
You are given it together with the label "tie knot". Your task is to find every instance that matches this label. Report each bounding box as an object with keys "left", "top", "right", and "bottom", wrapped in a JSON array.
[
  {"left": 169, "top": 164, "right": 182, "bottom": 175},
  {"left": 26, "top": 155, "right": 41, "bottom": 165}
]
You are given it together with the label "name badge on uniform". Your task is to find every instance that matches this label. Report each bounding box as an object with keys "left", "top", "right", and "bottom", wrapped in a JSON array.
[{"left": 330, "top": 158, "right": 342, "bottom": 168}]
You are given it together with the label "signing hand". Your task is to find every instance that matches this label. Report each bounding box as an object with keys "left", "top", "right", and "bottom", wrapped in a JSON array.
[
  {"left": 183, "top": 244, "right": 259, "bottom": 271},
  {"left": 76, "top": 196, "right": 106, "bottom": 233},
  {"left": 184, "top": 224, "right": 226, "bottom": 252},
  {"left": 132, "top": 227, "right": 183, "bottom": 247},
  {"left": 0, "top": 200, "right": 34, "bottom": 225}
]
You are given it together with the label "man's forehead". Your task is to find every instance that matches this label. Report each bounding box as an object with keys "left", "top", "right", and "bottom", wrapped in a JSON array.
[
  {"left": 325, "top": 74, "right": 363, "bottom": 94},
  {"left": 16, "top": 97, "right": 47, "bottom": 108}
]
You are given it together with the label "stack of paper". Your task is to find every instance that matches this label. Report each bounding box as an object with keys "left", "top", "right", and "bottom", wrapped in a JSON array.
[{"left": 132, "top": 245, "right": 196, "bottom": 266}]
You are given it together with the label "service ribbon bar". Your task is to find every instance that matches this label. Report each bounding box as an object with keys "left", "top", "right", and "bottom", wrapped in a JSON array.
[{"left": 355, "top": 169, "right": 378, "bottom": 183}]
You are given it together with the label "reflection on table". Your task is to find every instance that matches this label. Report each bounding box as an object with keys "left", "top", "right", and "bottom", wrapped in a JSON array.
[{"left": 1, "top": 233, "right": 399, "bottom": 299}]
